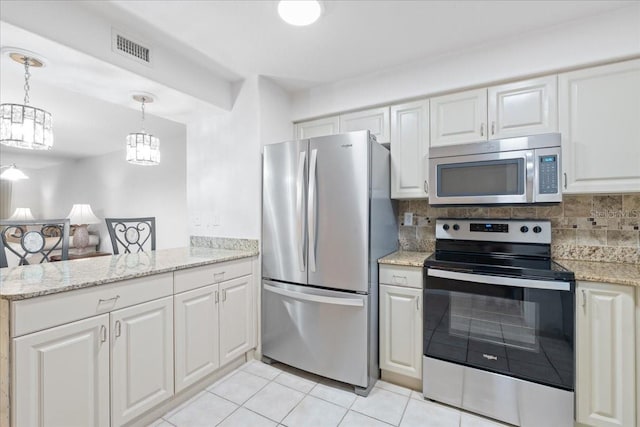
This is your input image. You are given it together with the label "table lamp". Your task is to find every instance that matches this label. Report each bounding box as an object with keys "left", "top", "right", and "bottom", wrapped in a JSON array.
[
  {"left": 8, "top": 207, "right": 35, "bottom": 221},
  {"left": 67, "top": 204, "right": 100, "bottom": 253}
]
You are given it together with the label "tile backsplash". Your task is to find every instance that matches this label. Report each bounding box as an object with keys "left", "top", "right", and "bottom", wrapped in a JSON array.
[{"left": 398, "top": 193, "right": 640, "bottom": 264}]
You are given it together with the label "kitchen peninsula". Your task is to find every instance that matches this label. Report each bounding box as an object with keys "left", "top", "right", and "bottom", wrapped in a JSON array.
[{"left": 0, "top": 246, "right": 259, "bottom": 427}]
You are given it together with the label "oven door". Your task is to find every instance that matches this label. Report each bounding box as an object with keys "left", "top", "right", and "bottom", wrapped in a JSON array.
[
  {"left": 428, "top": 150, "right": 533, "bottom": 205},
  {"left": 424, "top": 268, "right": 574, "bottom": 391}
]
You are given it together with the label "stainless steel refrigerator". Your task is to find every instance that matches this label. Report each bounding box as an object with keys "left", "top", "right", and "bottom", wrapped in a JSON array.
[{"left": 261, "top": 130, "right": 398, "bottom": 396}]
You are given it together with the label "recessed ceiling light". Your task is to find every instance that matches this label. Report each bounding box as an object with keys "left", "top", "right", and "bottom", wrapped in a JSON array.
[{"left": 278, "top": 0, "right": 323, "bottom": 26}]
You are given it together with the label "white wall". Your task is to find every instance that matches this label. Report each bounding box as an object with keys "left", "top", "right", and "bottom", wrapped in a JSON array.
[
  {"left": 187, "top": 75, "right": 292, "bottom": 240},
  {"left": 10, "top": 124, "right": 188, "bottom": 252},
  {"left": 292, "top": 4, "right": 640, "bottom": 120}
]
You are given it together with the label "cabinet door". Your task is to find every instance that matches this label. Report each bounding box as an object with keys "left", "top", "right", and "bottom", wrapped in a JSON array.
[
  {"left": 379, "top": 284, "right": 422, "bottom": 379},
  {"left": 430, "top": 88, "right": 487, "bottom": 147},
  {"left": 559, "top": 59, "right": 640, "bottom": 193},
  {"left": 111, "top": 296, "right": 174, "bottom": 426},
  {"left": 390, "top": 100, "right": 429, "bottom": 199},
  {"left": 219, "top": 275, "right": 253, "bottom": 366},
  {"left": 576, "top": 281, "right": 635, "bottom": 427},
  {"left": 340, "top": 106, "right": 391, "bottom": 143},
  {"left": 13, "top": 314, "right": 109, "bottom": 427},
  {"left": 174, "top": 285, "right": 220, "bottom": 393},
  {"left": 488, "top": 75, "right": 558, "bottom": 139},
  {"left": 295, "top": 116, "right": 339, "bottom": 139}
]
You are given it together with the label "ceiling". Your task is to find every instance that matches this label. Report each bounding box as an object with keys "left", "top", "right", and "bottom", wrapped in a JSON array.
[
  {"left": 0, "top": 0, "right": 636, "bottom": 169},
  {"left": 110, "top": 0, "right": 635, "bottom": 91}
]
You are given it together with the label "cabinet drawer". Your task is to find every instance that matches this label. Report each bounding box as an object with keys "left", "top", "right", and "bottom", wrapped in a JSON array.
[
  {"left": 12, "top": 273, "right": 173, "bottom": 337},
  {"left": 379, "top": 265, "right": 423, "bottom": 289},
  {"left": 174, "top": 258, "right": 252, "bottom": 294}
]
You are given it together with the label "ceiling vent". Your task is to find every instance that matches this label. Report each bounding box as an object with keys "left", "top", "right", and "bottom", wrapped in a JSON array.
[{"left": 111, "top": 29, "right": 152, "bottom": 66}]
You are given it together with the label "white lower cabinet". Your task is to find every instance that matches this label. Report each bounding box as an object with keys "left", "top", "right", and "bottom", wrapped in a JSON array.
[
  {"left": 174, "top": 272, "right": 254, "bottom": 391},
  {"left": 379, "top": 265, "right": 423, "bottom": 380},
  {"left": 13, "top": 314, "right": 110, "bottom": 427},
  {"left": 111, "top": 296, "right": 174, "bottom": 426},
  {"left": 576, "top": 281, "right": 636, "bottom": 427},
  {"left": 219, "top": 276, "right": 254, "bottom": 365},
  {"left": 174, "top": 285, "right": 220, "bottom": 392}
]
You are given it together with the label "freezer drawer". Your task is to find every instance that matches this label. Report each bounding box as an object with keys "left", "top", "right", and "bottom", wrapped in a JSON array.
[{"left": 262, "top": 280, "right": 369, "bottom": 387}]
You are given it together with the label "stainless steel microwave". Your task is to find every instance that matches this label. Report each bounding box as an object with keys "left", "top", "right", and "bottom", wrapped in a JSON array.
[{"left": 428, "top": 133, "right": 562, "bottom": 205}]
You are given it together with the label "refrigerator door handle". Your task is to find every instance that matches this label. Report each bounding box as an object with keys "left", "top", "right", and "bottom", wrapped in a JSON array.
[
  {"left": 308, "top": 148, "right": 318, "bottom": 272},
  {"left": 296, "top": 150, "right": 306, "bottom": 272},
  {"left": 264, "top": 283, "right": 364, "bottom": 307}
]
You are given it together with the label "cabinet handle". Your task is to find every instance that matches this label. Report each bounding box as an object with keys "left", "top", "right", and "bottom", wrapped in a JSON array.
[
  {"left": 563, "top": 173, "right": 567, "bottom": 190},
  {"left": 581, "top": 289, "right": 586, "bottom": 313},
  {"left": 98, "top": 295, "right": 120, "bottom": 305},
  {"left": 222, "top": 289, "right": 227, "bottom": 302},
  {"left": 424, "top": 180, "right": 429, "bottom": 194},
  {"left": 480, "top": 123, "right": 484, "bottom": 136},
  {"left": 215, "top": 290, "right": 219, "bottom": 304},
  {"left": 115, "top": 320, "right": 121, "bottom": 338},
  {"left": 491, "top": 121, "right": 495, "bottom": 135},
  {"left": 100, "top": 325, "right": 107, "bottom": 343},
  {"left": 416, "top": 296, "right": 420, "bottom": 311}
]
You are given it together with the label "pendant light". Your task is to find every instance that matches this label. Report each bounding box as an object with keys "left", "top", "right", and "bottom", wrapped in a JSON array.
[
  {"left": 126, "top": 94, "right": 160, "bottom": 165},
  {"left": 0, "top": 164, "right": 29, "bottom": 181},
  {"left": 0, "top": 50, "right": 53, "bottom": 150}
]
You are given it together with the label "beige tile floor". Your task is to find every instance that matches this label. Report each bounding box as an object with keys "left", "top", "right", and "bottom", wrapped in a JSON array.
[{"left": 150, "top": 360, "right": 510, "bottom": 427}]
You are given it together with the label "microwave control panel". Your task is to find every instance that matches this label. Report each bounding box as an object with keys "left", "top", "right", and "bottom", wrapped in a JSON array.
[{"left": 538, "top": 155, "right": 558, "bottom": 194}]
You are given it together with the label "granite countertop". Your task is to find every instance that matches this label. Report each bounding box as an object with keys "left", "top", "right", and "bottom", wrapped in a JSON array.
[
  {"left": 555, "top": 259, "right": 640, "bottom": 287},
  {"left": 0, "top": 247, "right": 259, "bottom": 301},
  {"left": 378, "top": 251, "right": 431, "bottom": 267}
]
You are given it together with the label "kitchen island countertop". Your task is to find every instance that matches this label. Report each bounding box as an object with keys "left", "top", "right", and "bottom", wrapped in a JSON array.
[
  {"left": 378, "top": 251, "right": 431, "bottom": 267},
  {"left": 0, "top": 247, "right": 258, "bottom": 301}
]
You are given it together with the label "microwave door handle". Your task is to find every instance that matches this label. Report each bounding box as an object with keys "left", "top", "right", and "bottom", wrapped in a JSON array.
[{"left": 526, "top": 151, "right": 535, "bottom": 203}]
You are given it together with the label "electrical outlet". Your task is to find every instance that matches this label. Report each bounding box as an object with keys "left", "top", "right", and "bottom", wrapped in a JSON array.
[{"left": 404, "top": 212, "right": 414, "bottom": 226}]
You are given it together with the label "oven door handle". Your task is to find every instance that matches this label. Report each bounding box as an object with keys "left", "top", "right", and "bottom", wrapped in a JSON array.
[{"left": 427, "top": 268, "right": 572, "bottom": 291}]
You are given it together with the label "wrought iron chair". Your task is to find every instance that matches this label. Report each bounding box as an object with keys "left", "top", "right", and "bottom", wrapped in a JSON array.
[
  {"left": 105, "top": 217, "right": 156, "bottom": 254},
  {"left": 0, "top": 219, "right": 70, "bottom": 268}
]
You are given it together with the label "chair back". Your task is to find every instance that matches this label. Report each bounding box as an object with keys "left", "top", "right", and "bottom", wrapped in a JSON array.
[
  {"left": 105, "top": 217, "right": 156, "bottom": 254},
  {"left": 0, "top": 219, "right": 70, "bottom": 268}
]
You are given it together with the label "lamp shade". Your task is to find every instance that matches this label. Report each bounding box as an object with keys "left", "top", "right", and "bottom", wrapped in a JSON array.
[
  {"left": 67, "top": 204, "right": 100, "bottom": 225},
  {"left": 8, "top": 207, "right": 34, "bottom": 221}
]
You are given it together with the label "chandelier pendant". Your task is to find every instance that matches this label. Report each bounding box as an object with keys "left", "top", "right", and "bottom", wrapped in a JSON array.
[
  {"left": 127, "top": 94, "right": 160, "bottom": 166},
  {"left": 0, "top": 50, "right": 53, "bottom": 150}
]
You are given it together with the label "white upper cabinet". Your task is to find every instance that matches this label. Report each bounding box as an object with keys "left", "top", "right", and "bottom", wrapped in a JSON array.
[
  {"left": 488, "top": 76, "right": 558, "bottom": 139},
  {"left": 559, "top": 59, "right": 640, "bottom": 193},
  {"left": 430, "top": 77, "right": 558, "bottom": 147},
  {"left": 340, "top": 106, "right": 391, "bottom": 143},
  {"left": 295, "top": 116, "right": 340, "bottom": 139},
  {"left": 391, "top": 100, "right": 429, "bottom": 199},
  {"left": 430, "top": 88, "right": 487, "bottom": 147}
]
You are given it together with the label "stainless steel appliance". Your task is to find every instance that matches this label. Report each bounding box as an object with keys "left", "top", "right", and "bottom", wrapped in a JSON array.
[
  {"left": 428, "top": 133, "right": 562, "bottom": 205},
  {"left": 423, "top": 219, "right": 575, "bottom": 427},
  {"left": 262, "top": 130, "right": 397, "bottom": 396}
]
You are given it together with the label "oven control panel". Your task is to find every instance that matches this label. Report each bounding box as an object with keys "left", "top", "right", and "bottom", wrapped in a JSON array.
[{"left": 436, "top": 219, "right": 551, "bottom": 244}]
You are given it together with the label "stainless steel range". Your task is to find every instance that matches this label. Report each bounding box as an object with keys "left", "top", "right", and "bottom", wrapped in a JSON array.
[{"left": 423, "top": 218, "right": 575, "bottom": 427}]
